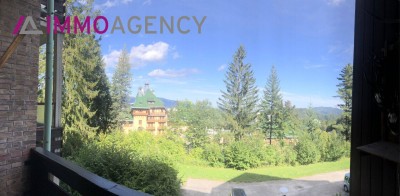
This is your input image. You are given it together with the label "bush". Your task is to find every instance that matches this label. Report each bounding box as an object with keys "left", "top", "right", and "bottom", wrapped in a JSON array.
[
  {"left": 73, "top": 142, "right": 181, "bottom": 196},
  {"left": 202, "top": 143, "right": 225, "bottom": 167},
  {"left": 318, "top": 131, "right": 346, "bottom": 162},
  {"left": 343, "top": 141, "right": 351, "bottom": 158},
  {"left": 280, "top": 145, "right": 297, "bottom": 166},
  {"left": 295, "top": 139, "right": 320, "bottom": 165},
  {"left": 224, "top": 139, "right": 265, "bottom": 170},
  {"left": 260, "top": 145, "right": 278, "bottom": 166}
]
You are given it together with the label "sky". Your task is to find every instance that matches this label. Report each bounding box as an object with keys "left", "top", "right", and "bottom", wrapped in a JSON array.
[{"left": 94, "top": 0, "right": 355, "bottom": 108}]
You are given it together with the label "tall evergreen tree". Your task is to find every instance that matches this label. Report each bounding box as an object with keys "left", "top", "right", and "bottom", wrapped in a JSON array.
[
  {"left": 303, "top": 105, "right": 321, "bottom": 141},
  {"left": 61, "top": 0, "right": 112, "bottom": 155},
  {"left": 87, "top": 51, "right": 114, "bottom": 134},
  {"left": 110, "top": 49, "right": 132, "bottom": 121},
  {"left": 218, "top": 46, "right": 258, "bottom": 140},
  {"left": 260, "top": 65, "right": 284, "bottom": 144},
  {"left": 336, "top": 64, "right": 353, "bottom": 141}
]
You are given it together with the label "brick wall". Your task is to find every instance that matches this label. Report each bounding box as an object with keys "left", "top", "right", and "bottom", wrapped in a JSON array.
[{"left": 0, "top": 0, "right": 40, "bottom": 195}]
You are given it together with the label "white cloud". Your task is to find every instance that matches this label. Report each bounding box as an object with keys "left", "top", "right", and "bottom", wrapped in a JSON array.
[
  {"left": 95, "top": 0, "right": 133, "bottom": 10},
  {"left": 148, "top": 68, "right": 199, "bottom": 78},
  {"left": 143, "top": 0, "right": 152, "bottom": 5},
  {"left": 326, "top": 0, "right": 345, "bottom": 6},
  {"left": 130, "top": 42, "right": 169, "bottom": 63},
  {"left": 281, "top": 91, "right": 341, "bottom": 108},
  {"left": 103, "top": 41, "right": 170, "bottom": 68},
  {"left": 218, "top": 64, "right": 227, "bottom": 71},
  {"left": 103, "top": 50, "right": 121, "bottom": 68}
]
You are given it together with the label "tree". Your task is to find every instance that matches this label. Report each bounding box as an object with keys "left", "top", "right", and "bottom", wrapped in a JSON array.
[
  {"left": 303, "top": 106, "right": 321, "bottom": 141},
  {"left": 336, "top": 64, "right": 353, "bottom": 141},
  {"left": 281, "top": 100, "right": 298, "bottom": 140},
  {"left": 169, "top": 100, "right": 224, "bottom": 150},
  {"left": 88, "top": 57, "right": 114, "bottom": 134},
  {"left": 218, "top": 46, "right": 258, "bottom": 140},
  {"left": 110, "top": 49, "right": 132, "bottom": 121},
  {"left": 260, "top": 65, "right": 284, "bottom": 144},
  {"left": 62, "top": 0, "right": 112, "bottom": 155}
]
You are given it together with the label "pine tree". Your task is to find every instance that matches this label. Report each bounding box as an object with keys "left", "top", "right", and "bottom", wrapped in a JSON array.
[
  {"left": 336, "top": 64, "right": 353, "bottom": 141},
  {"left": 87, "top": 50, "right": 114, "bottom": 134},
  {"left": 304, "top": 105, "right": 321, "bottom": 141},
  {"left": 218, "top": 46, "right": 258, "bottom": 140},
  {"left": 110, "top": 49, "right": 132, "bottom": 122},
  {"left": 61, "top": 0, "right": 112, "bottom": 155},
  {"left": 260, "top": 65, "right": 284, "bottom": 144}
]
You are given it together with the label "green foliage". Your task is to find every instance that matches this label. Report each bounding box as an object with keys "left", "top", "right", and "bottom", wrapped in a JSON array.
[
  {"left": 261, "top": 145, "right": 279, "bottom": 166},
  {"left": 202, "top": 143, "right": 225, "bottom": 167},
  {"left": 224, "top": 138, "right": 265, "bottom": 170},
  {"left": 61, "top": 0, "right": 114, "bottom": 156},
  {"left": 111, "top": 49, "right": 132, "bottom": 121},
  {"left": 318, "top": 131, "right": 346, "bottom": 162},
  {"left": 295, "top": 139, "right": 321, "bottom": 165},
  {"left": 169, "top": 100, "right": 223, "bottom": 150},
  {"left": 37, "top": 45, "right": 46, "bottom": 103},
  {"left": 218, "top": 46, "right": 259, "bottom": 140},
  {"left": 73, "top": 140, "right": 181, "bottom": 196},
  {"left": 278, "top": 145, "right": 298, "bottom": 166},
  {"left": 260, "top": 65, "right": 284, "bottom": 143},
  {"left": 336, "top": 64, "right": 353, "bottom": 141},
  {"left": 88, "top": 60, "right": 115, "bottom": 134}
]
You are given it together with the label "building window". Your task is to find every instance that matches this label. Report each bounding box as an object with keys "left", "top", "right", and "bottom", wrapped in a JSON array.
[{"left": 139, "top": 120, "right": 142, "bottom": 125}]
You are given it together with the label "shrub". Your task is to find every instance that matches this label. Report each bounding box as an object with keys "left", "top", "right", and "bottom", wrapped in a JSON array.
[
  {"left": 224, "top": 139, "right": 264, "bottom": 170},
  {"left": 260, "top": 145, "right": 278, "bottom": 166},
  {"left": 73, "top": 142, "right": 181, "bottom": 196},
  {"left": 189, "top": 147, "right": 204, "bottom": 160},
  {"left": 343, "top": 141, "right": 351, "bottom": 158},
  {"left": 295, "top": 139, "right": 320, "bottom": 165},
  {"left": 318, "top": 131, "right": 346, "bottom": 162},
  {"left": 202, "top": 143, "right": 225, "bottom": 167},
  {"left": 280, "top": 145, "right": 297, "bottom": 166}
]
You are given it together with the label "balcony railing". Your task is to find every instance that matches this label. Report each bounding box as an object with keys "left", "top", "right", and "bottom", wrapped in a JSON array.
[
  {"left": 29, "top": 147, "right": 150, "bottom": 195},
  {"left": 133, "top": 111, "right": 148, "bottom": 116}
]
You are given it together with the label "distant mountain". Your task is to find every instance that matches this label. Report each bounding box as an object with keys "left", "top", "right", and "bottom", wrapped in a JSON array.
[
  {"left": 129, "top": 97, "right": 177, "bottom": 108},
  {"left": 295, "top": 107, "right": 343, "bottom": 121}
]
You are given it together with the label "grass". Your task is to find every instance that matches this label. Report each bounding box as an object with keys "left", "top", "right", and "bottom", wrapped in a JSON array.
[
  {"left": 177, "top": 158, "right": 350, "bottom": 182},
  {"left": 37, "top": 105, "right": 45, "bottom": 125}
]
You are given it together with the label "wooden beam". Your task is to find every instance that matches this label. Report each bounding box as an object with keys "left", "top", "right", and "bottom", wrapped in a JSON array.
[{"left": 0, "top": 34, "right": 26, "bottom": 69}]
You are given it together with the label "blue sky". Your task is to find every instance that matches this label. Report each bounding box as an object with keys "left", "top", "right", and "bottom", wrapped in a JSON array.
[{"left": 95, "top": 0, "right": 355, "bottom": 108}]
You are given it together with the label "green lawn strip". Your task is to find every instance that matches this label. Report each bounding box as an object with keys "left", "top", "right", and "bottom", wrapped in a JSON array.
[{"left": 178, "top": 158, "right": 349, "bottom": 183}]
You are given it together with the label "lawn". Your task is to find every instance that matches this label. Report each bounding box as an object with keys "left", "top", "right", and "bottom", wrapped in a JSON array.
[
  {"left": 177, "top": 158, "right": 350, "bottom": 182},
  {"left": 37, "top": 105, "right": 44, "bottom": 125}
]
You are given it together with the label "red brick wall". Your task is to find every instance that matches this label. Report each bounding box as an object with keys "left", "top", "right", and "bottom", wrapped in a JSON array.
[{"left": 0, "top": 0, "right": 40, "bottom": 195}]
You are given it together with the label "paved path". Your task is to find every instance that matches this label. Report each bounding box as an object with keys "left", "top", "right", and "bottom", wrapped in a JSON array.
[{"left": 181, "top": 170, "right": 350, "bottom": 196}]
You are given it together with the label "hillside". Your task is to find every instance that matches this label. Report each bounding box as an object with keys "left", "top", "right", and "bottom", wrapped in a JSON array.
[{"left": 295, "top": 107, "right": 342, "bottom": 121}]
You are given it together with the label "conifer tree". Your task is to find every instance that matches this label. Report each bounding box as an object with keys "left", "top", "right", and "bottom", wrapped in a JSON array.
[
  {"left": 110, "top": 49, "right": 132, "bottom": 121},
  {"left": 61, "top": 0, "right": 113, "bottom": 155},
  {"left": 260, "top": 65, "right": 284, "bottom": 144},
  {"left": 218, "top": 46, "right": 258, "bottom": 140},
  {"left": 336, "top": 64, "right": 353, "bottom": 141},
  {"left": 88, "top": 52, "right": 114, "bottom": 134}
]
